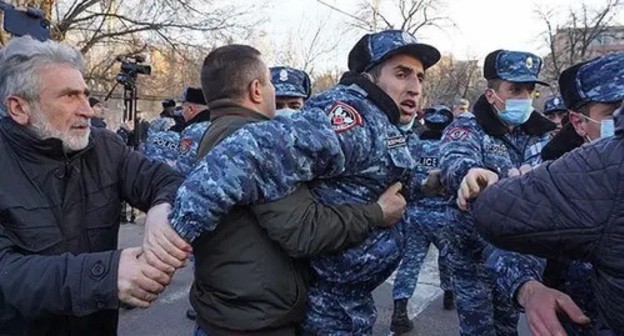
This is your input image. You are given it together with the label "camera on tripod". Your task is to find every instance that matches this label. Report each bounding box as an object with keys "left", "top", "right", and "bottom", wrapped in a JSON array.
[{"left": 115, "top": 55, "right": 151, "bottom": 86}]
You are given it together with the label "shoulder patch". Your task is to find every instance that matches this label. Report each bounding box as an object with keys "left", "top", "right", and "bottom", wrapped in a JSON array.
[
  {"left": 179, "top": 138, "right": 192, "bottom": 154},
  {"left": 445, "top": 126, "right": 471, "bottom": 141},
  {"left": 328, "top": 102, "right": 363, "bottom": 133}
]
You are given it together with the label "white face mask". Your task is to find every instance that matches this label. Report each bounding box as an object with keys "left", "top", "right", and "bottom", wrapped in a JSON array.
[{"left": 275, "top": 108, "right": 298, "bottom": 118}]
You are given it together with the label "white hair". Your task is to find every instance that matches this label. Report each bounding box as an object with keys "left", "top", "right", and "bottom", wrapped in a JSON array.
[{"left": 0, "top": 36, "right": 84, "bottom": 117}]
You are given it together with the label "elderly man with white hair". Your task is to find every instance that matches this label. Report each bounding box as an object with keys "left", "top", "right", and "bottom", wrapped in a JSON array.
[{"left": 0, "top": 36, "right": 188, "bottom": 335}]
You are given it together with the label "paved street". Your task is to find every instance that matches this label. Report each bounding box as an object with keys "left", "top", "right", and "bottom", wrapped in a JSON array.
[{"left": 118, "top": 217, "right": 529, "bottom": 336}]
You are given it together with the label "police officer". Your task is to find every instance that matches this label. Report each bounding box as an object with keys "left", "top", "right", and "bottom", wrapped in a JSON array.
[
  {"left": 439, "top": 49, "right": 555, "bottom": 335},
  {"left": 153, "top": 30, "right": 442, "bottom": 335},
  {"left": 543, "top": 95, "right": 568, "bottom": 137},
  {"left": 88, "top": 97, "right": 107, "bottom": 129},
  {"left": 149, "top": 99, "right": 177, "bottom": 133},
  {"left": 174, "top": 87, "right": 210, "bottom": 176},
  {"left": 464, "top": 52, "right": 624, "bottom": 336},
  {"left": 451, "top": 98, "right": 470, "bottom": 117},
  {"left": 390, "top": 105, "right": 455, "bottom": 333},
  {"left": 141, "top": 121, "right": 181, "bottom": 168},
  {"left": 270, "top": 66, "right": 311, "bottom": 117}
]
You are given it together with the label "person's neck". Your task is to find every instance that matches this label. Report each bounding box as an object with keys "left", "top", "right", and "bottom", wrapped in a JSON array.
[{"left": 237, "top": 100, "right": 270, "bottom": 118}]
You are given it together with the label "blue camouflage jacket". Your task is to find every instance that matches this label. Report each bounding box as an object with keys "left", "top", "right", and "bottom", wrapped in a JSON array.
[
  {"left": 406, "top": 131, "right": 447, "bottom": 212},
  {"left": 141, "top": 129, "right": 181, "bottom": 168},
  {"left": 174, "top": 110, "right": 210, "bottom": 176},
  {"left": 171, "top": 74, "right": 418, "bottom": 285},
  {"left": 148, "top": 116, "right": 176, "bottom": 134},
  {"left": 439, "top": 94, "right": 555, "bottom": 300}
]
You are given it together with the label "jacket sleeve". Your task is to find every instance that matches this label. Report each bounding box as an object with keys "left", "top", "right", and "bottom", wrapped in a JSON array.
[
  {"left": 250, "top": 184, "right": 383, "bottom": 258},
  {"left": 439, "top": 120, "right": 485, "bottom": 195},
  {"left": 0, "top": 228, "right": 120, "bottom": 319},
  {"left": 483, "top": 245, "right": 545, "bottom": 303},
  {"left": 108, "top": 132, "right": 184, "bottom": 212},
  {"left": 171, "top": 106, "right": 372, "bottom": 242},
  {"left": 472, "top": 137, "right": 621, "bottom": 261}
]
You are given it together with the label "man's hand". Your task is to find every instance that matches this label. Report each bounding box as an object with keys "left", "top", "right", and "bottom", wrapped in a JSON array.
[
  {"left": 422, "top": 169, "right": 444, "bottom": 196},
  {"left": 143, "top": 203, "right": 191, "bottom": 274},
  {"left": 376, "top": 182, "right": 407, "bottom": 227},
  {"left": 518, "top": 280, "right": 590, "bottom": 336},
  {"left": 508, "top": 164, "right": 533, "bottom": 177},
  {"left": 457, "top": 168, "right": 499, "bottom": 211},
  {"left": 118, "top": 247, "right": 172, "bottom": 308}
]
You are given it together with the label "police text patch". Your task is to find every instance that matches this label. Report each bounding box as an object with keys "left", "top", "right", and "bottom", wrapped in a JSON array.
[
  {"left": 419, "top": 156, "right": 439, "bottom": 167},
  {"left": 328, "top": 102, "right": 363, "bottom": 133},
  {"left": 386, "top": 135, "right": 407, "bottom": 149}
]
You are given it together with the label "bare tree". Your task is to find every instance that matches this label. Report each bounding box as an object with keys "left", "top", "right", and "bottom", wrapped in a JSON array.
[
  {"left": 317, "top": 0, "right": 453, "bottom": 35},
  {"left": 422, "top": 55, "right": 483, "bottom": 108},
  {"left": 274, "top": 15, "right": 342, "bottom": 76},
  {"left": 1, "top": 0, "right": 263, "bottom": 95},
  {"left": 537, "top": 0, "right": 623, "bottom": 86}
]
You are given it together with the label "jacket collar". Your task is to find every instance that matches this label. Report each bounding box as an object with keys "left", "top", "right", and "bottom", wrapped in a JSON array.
[
  {"left": 616, "top": 112, "right": 624, "bottom": 135},
  {"left": 541, "top": 122, "right": 585, "bottom": 160},
  {"left": 339, "top": 72, "right": 401, "bottom": 125},
  {"left": 186, "top": 109, "right": 211, "bottom": 126},
  {"left": 0, "top": 117, "right": 93, "bottom": 162},
  {"left": 207, "top": 99, "right": 270, "bottom": 122},
  {"left": 473, "top": 94, "right": 556, "bottom": 137}
]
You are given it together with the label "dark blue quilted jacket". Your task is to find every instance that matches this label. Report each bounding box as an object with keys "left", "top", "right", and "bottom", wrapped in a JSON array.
[{"left": 472, "top": 116, "right": 624, "bottom": 334}]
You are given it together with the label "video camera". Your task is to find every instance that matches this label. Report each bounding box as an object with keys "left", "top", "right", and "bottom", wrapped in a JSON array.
[
  {"left": 0, "top": 1, "right": 50, "bottom": 41},
  {"left": 115, "top": 55, "right": 152, "bottom": 86}
]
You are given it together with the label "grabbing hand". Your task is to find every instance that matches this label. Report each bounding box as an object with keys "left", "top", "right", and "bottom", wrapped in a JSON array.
[
  {"left": 143, "top": 203, "right": 192, "bottom": 274},
  {"left": 376, "top": 182, "right": 407, "bottom": 227},
  {"left": 518, "top": 280, "right": 590, "bottom": 336},
  {"left": 117, "top": 247, "right": 172, "bottom": 308},
  {"left": 457, "top": 168, "right": 499, "bottom": 211},
  {"left": 422, "top": 169, "right": 444, "bottom": 196}
]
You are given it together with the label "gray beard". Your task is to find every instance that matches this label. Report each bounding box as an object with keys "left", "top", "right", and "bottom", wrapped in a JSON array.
[{"left": 29, "top": 104, "right": 90, "bottom": 152}]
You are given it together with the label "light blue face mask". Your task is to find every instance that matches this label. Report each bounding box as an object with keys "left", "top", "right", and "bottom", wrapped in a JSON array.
[
  {"left": 398, "top": 115, "right": 417, "bottom": 132},
  {"left": 492, "top": 93, "right": 534, "bottom": 127},
  {"left": 600, "top": 119, "right": 615, "bottom": 138},
  {"left": 275, "top": 108, "right": 298, "bottom": 118},
  {"left": 582, "top": 115, "right": 615, "bottom": 141}
]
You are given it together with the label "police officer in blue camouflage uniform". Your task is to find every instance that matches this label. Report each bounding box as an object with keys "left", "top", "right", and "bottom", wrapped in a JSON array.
[
  {"left": 439, "top": 49, "right": 556, "bottom": 336},
  {"left": 390, "top": 104, "right": 456, "bottom": 333},
  {"left": 142, "top": 123, "right": 182, "bottom": 168},
  {"left": 149, "top": 99, "right": 177, "bottom": 133},
  {"left": 542, "top": 95, "right": 568, "bottom": 137},
  {"left": 174, "top": 87, "right": 210, "bottom": 176},
  {"left": 159, "top": 30, "right": 442, "bottom": 335},
  {"left": 270, "top": 66, "right": 311, "bottom": 117},
  {"left": 522, "top": 53, "right": 624, "bottom": 336}
]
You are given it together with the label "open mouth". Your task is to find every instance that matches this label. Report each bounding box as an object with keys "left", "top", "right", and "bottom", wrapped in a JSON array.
[{"left": 400, "top": 99, "right": 417, "bottom": 115}]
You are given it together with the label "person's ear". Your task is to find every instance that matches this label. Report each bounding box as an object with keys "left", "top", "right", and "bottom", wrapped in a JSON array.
[
  {"left": 569, "top": 112, "right": 587, "bottom": 137},
  {"left": 249, "top": 79, "right": 263, "bottom": 104},
  {"left": 6, "top": 96, "right": 32, "bottom": 125}
]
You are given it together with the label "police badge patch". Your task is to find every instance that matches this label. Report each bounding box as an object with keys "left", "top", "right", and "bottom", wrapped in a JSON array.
[
  {"left": 328, "top": 102, "right": 363, "bottom": 133},
  {"left": 179, "top": 138, "right": 192, "bottom": 154},
  {"left": 445, "top": 126, "right": 471, "bottom": 141}
]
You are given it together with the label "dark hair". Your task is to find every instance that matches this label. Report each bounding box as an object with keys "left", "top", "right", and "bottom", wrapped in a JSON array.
[
  {"left": 365, "top": 62, "right": 384, "bottom": 83},
  {"left": 201, "top": 45, "right": 267, "bottom": 103},
  {"left": 487, "top": 79, "right": 503, "bottom": 90}
]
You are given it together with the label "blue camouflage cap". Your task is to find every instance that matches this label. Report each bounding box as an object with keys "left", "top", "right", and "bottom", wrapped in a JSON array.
[
  {"left": 423, "top": 104, "right": 453, "bottom": 130},
  {"left": 543, "top": 95, "right": 567, "bottom": 115},
  {"left": 484, "top": 49, "right": 549, "bottom": 86},
  {"left": 348, "top": 30, "right": 441, "bottom": 73},
  {"left": 559, "top": 52, "right": 624, "bottom": 110},
  {"left": 270, "top": 66, "right": 311, "bottom": 99}
]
